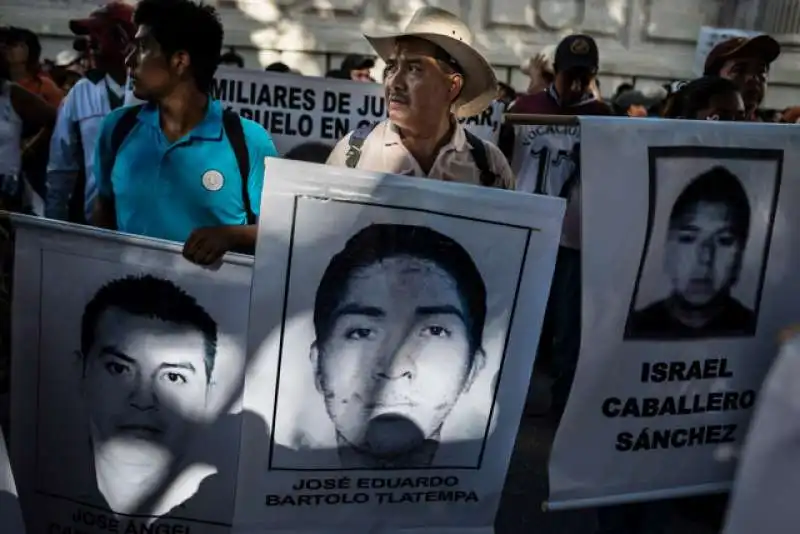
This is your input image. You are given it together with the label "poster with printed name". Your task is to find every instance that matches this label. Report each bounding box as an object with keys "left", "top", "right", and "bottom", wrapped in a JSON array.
[
  {"left": 723, "top": 332, "right": 800, "bottom": 534},
  {"left": 508, "top": 116, "right": 580, "bottom": 196},
  {"left": 0, "top": 426, "right": 25, "bottom": 534},
  {"left": 548, "top": 117, "right": 799, "bottom": 509},
  {"left": 207, "top": 68, "right": 503, "bottom": 157},
  {"left": 233, "top": 159, "right": 565, "bottom": 532},
  {"left": 9, "top": 215, "right": 254, "bottom": 534}
]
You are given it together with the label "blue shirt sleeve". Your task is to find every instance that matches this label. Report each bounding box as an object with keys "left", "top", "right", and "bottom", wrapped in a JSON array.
[
  {"left": 241, "top": 118, "right": 279, "bottom": 219},
  {"left": 93, "top": 107, "right": 127, "bottom": 201},
  {"left": 45, "top": 89, "right": 78, "bottom": 220}
]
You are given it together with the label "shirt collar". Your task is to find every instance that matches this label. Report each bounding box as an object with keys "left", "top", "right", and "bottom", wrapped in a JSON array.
[
  {"left": 384, "top": 118, "right": 469, "bottom": 152},
  {"left": 137, "top": 98, "right": 224, "bottom": 141},
  {"left": 547, "top": 83, "right": 597, "bottom": 108}
]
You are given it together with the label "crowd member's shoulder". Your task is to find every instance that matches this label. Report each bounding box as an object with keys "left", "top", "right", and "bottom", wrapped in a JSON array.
[
  {"left": 97, "top": 104, "right": 142, "bottom": 141},
  {"left": 586, "top": 99, "right": 614, "bottom": 116},
  {"left": 237, "top": 115, "right": 279, "bottom": 157},
  {"left": 507, "top": 90, "right": 557, "bottom": 114},
  {"left": 326, "top": 130, "right": 355, "bottom": 166},
  {"left": 479, "top": 138, "right": 516, "bottom": 190}
]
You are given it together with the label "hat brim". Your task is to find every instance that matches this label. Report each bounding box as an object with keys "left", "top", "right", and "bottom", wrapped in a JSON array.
[
  {"left": 725, "top": 34, "right": 781, "bottom": 65},
  {"left": 69, "top": 18, "right": 98, "bottom": 36},
  {"left": 365, "top": 32, "right": 497, "bottom": 118}
]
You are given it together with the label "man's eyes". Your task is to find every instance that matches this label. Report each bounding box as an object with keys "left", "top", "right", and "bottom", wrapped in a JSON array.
[
  {"left": 420, "top": 325, "right": 451, "bottom": 338},
  {"left": 104, "top": 361, "right": 130, "bottom": 376},
  {"left": 159, "top": 371, "right": 188, "bottom": 385},
  {"left": 345, "top": 327, "right": 376, "bottom": 341}
]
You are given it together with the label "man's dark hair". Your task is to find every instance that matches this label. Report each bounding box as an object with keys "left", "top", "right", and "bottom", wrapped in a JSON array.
[
  {"left": 219, "top": 46, "right": 244, "bottom": 68},
  {"left": 663, "top": 76, "right": 740, "bottom": 119},
  {"left": 8, "top": 27, "right": 42, "bottom": 71},
  {"left": 313, "top": 224, "right": 487, "bottom": 353},
  {"left": 81, "top": 275, "right": 219, "bottom": 381},
  {"left": 133, "top": 0, "right": 223, "bottom": 93},
  {"left": 284, "top": 142, "right": 332, "bottom": 163},
  {"left": 265, "top": 62, "right": 290, "bottom": 73},
  {"left": 669, "top": 165, "right": 751, "bottom": 242},
  {"left": 325, "top": 69, "right": 349, "bottom": 79},
  {"left": 497, "top": 82, "right": 516, "bottom": 101},
  {"left": 614, "top": 82, "right": 634, "bottom": 98}
]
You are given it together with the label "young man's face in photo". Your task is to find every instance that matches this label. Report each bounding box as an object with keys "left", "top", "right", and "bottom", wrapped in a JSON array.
[
  {"left": 82, "top": 307, "right": 210, "bottom": 458},
  {"left": 313, "top": 256, "right": 479, "bottom": 458},
  {"left": 664, "top": 200, "right": 744, "bottom": 306}
]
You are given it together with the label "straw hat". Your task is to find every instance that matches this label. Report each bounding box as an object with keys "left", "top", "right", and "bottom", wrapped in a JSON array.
[{"left": 364, "top": 7, "right": 498, "bottom": 118}]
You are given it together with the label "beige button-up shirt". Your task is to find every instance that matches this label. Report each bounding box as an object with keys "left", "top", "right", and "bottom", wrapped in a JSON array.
[{"left": 326, "top": 119, "right": 515, "bottom": 190}]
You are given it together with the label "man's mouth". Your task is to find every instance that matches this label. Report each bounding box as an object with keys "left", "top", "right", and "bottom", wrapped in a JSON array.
[
  {"left": 388, "top": 95, "right": 409, "bottom": 105},
  {"left": 117, "top": 424, "right": 163, "bottom": 438}
]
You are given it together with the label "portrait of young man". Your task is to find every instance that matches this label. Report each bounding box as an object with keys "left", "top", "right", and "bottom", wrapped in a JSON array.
[
  {"left": 283, "top": 223, "right": 489, "bottom": 469},
  {"left": 625, "top": 165, "right": 761, "bottom": 340},
  {"left": 75, "top": 274, "right": 219, "bottom": 515}
]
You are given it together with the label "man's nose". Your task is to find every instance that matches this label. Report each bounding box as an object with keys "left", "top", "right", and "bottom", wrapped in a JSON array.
[
  {"left": 128, "top": 376, "right": 157, "bottom": 410},
  {"left": 375, "top": 340, "right": 416, "bottom": 380},
  {"left": 697, "top": 239, "right": 716, "bottom": 267}
]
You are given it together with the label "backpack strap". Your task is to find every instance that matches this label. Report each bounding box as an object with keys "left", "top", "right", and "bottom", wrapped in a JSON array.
[
  {"left": 221, "top": 109, "right": 255, "bottom": 225},
  {"left": 464, "top": 130, "right": 498, "bottom": 187},
  {"left": 345, "top": 122, "right": 379, "bottom": 168},
  {"left": 110, "top": 105, "right": 144, "bottom": 165}
]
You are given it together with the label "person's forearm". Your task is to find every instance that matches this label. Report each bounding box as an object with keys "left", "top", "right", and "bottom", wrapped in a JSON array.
[
  {"left": 44, "top": 170, "right": 78, "bottom": 221},
  {"left": 230, "top": 224, "right": 257, "bottom": 249}
]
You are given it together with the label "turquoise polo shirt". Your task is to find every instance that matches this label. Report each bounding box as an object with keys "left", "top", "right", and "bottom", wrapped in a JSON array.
[{"left": 94, "top": 99, "right": 278, "bottom": 243}]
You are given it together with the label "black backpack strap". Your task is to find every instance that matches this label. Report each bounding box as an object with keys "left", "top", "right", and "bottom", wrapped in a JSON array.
[
  {"left": 110, "top": 105, "right": 144, "bottom": 162},
  {"left": 345, "top": 122, "right": 378, "bottom": 168},
  {"left": 464, "top": 130, "right": 499, "bottom": 187},
  {"left": 221, "top": 109, "right": 255, "bottom": 226}
]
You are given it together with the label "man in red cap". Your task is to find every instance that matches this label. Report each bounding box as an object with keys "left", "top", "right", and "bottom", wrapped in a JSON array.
[
  {"left": 46, "top": 1, "right": 135, "bottom": 224},
  {"left": 703, "top": 34, "right": 781, "bottom": 121}
]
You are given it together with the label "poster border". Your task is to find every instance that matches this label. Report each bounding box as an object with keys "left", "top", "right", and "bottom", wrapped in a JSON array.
[
  {"left": 267, "top": 195, "right": 535, "bottom": 471},
  {"left": 623, "top": 145, "right": 784, "bottom": 341}
]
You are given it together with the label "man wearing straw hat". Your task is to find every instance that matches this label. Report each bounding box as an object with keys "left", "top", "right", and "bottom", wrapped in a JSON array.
[{"left": 326, "top": 7, "right": 514, "bottom": 190}]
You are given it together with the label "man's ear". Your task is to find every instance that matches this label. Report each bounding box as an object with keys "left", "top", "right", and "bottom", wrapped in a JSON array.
[
  {"left": 309, "top": 341, "right": 323, "bottom": 393},
  {"left": 171, "top": 50, "right": 191, "bottom": 77},
  {"left": 449, "top": 73, "right": 464, "bottom": 102},
  {"left": 463, "top": 348, "right": 486, "bottom": 392}
]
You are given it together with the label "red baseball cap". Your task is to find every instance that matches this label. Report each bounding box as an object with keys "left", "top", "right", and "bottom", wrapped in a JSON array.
[
  {"left": 703, "top": 35, "right": 781, "bottom": 75},
  {"left": 69, "top": 2, "right": 135, "bottom": 37}
]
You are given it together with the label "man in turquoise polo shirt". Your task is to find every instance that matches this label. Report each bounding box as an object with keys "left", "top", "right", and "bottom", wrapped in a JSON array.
[{"left": 92, "top": 0, "right": 278, "bottom": 266}]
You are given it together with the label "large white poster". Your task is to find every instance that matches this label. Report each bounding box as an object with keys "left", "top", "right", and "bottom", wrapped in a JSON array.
[
  {"left": 234, "top": 159, "right": 565, "bottom": 532},
  {"left": 723, "top": 332, "right": 800, "bottom": 534},
  {"left": 9, "top": 216, "right": 253, "bottom": 533},
  {"left": 209, "top": 68, "right": 504, "bottom": 156},
  {"left": 1, "top": 426, "right": 25, "bottom": 534},
  {"left": 548, "top": 117, "right": 800, "bottom": 508}
]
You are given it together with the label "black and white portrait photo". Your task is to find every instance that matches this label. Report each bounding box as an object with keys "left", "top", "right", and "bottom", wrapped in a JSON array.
[
  {"left": 25, "top": 244, "right": 251, "bottom": 530},
  {"left": 625, "top": 147, "right": 782, "bottom": 340},
  {"left": 267, "top": 198, "right": 531, "bottom": 471}
]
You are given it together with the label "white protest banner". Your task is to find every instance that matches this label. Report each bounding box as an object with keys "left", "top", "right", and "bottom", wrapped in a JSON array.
[
  {"left": 693, "top": 27, "right": 762, "bottom": 76},
  {"left": 723, "top": 330, "right": 800, "bottom": 534},
  {"left": 548, "top": 117, "right": 799, "bottom": 508},
  {"left": 507, "top": 114, "right": 580, "bottom": 195},
  {"left": 9, "top": 215, "right": 254, "bottom": 533},
  {"left": 209, "top": 68, "right": 504, "bottom": 156},
  {"left": 234, "top": 159, "right": 564, "bottom": 532},
  {"left": 0, "top": 426, "right": 26, "bottom": 534}
]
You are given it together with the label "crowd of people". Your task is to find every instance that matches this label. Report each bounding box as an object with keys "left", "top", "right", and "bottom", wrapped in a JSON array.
[{"left": 0, "top": 0, "right": 793, "bottom": 532}]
